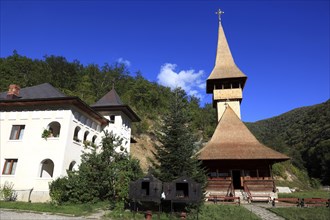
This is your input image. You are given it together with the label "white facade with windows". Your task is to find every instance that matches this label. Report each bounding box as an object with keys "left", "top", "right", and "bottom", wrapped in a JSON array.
[{"left": 0, "top": 83, "right": 139, "bottom": 202}]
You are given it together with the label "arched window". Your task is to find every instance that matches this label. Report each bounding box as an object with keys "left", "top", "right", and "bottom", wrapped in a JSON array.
[
  {"left": 73, "top": 126, "right": 81, "bottom": 142},
  {"left": 40, "top": 159, "right": 54, "bottom": 178},
  {"left": 92, "top": 135, "right": 97, "bottom": 144},
  {"left": 47, "top": 121, "right": 61, "bottom": 138},
  {"left": 68, "top": 161, "right": 77, "bottom": 171},
  {"left": 83, "top": 131, "right": 89, "bottom": 142}
]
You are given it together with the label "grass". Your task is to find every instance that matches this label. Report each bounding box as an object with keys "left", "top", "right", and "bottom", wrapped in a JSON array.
[
  {"left": 0, "top": 201, "right": 109, "bottom": 216},
  {"left": 268, "top": 207, "right": 330, "bottom": 220},
  {"left": 278, "top": 190, "right": 330, "bottom": 199},
  {"left": 1, "top": 201, "right": 261, "bottom": 220},
  {"left": 106, "top": 204, "right": 261, "bottom": 220}
]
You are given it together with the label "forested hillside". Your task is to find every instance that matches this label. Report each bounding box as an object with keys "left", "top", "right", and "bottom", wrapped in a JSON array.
[
  {"left": 1, "top": 52, "right": 328, "bottom": 185},
  {"left": 0, "top": 52, "right": 217, "bottom": 139},
  {"left": 246, "top": 100, "right": 330, "bottom": 185}
]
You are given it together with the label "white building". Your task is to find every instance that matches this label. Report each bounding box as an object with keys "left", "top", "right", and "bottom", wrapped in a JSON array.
[{"left": 0, "top": 83, "right": 139, "bottom": 202}]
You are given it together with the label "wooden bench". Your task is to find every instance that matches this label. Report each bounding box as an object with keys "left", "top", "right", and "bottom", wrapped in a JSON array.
[
  {"left": 272, "top": 198, "right": 300, "bottom": 207},
  {"left": 248, "top": 194, "right": 271, "bottom": 203},
  {"left": 207, "top": 194, "right": 240, "bottom": 205},
  {"left": 301, "top": 198, "right": 330, "bottom": 207}
]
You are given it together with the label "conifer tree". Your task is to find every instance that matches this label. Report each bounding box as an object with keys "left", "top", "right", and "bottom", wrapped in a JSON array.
[{"left": 152, "top": 88, "right": 206, "bottom": 184}]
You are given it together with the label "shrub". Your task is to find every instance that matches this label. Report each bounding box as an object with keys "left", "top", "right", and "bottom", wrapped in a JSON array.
[
  {"left": 49, "top": 132, "right": 143, "bottom": 204},
  {"left": 272, "top": 163, "right": 287, "bottom": 179},
  {"left": 49, "top": 176, "right": 69, "bottom": 205},
  {"left": 0, "top": 181, "right": 17, "bottom": 201}
]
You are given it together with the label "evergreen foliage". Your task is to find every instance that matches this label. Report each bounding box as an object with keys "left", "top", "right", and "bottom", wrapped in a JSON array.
[
  {"left": 49, "top": 132, "right": 143, "bottom": 204},
  {"left": 246, "top": 100, "right": 330, "bottom": 185},
  {"left": 151, "top": 88, "right": 206, "bottom": 185}
]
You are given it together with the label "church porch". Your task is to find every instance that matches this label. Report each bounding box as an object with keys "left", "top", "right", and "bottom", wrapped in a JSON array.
[{"left": 204, "top": 160, "right": 277, "bottom": 203}]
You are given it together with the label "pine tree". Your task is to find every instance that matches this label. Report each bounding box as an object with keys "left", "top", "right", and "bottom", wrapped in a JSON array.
[{"left": 152, "top": 88, "right": 206, "bottom": 184}]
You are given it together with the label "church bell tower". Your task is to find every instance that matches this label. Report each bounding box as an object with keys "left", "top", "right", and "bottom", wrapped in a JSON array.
[{"left": 206, "top": 9, "right": 247, "bottom": 121}]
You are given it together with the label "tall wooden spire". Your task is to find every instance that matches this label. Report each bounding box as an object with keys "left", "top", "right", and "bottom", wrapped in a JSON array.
[{"left": 206, "top": 9, "right": 247, "bottom": 120}]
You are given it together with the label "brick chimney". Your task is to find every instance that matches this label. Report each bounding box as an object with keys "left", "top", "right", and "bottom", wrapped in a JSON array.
[{"left": 7, "top": 84, "right": 21, "bottom": 99}]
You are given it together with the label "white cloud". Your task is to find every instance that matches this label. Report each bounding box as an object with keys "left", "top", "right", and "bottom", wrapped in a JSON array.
[
  {"left": 116, "top": 57, "right": 131, "bottom": 67},
  {"left": 157, "top": 63, "right": 205, "bottom": 99}
]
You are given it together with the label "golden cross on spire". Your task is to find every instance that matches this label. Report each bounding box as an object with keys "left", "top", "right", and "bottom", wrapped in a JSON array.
[{"left": 215, "top": 8, "right": 224, "bottom": 23}]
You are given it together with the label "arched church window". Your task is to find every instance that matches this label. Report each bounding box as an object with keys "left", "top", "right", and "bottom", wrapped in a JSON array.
[
  {"left": 45, "top": 121, "right": 61, "bottom": 138},
  {"left": 83, "top": 131, "right": 89, "bottom": 142},
  {"left": 73, "top": 126, "right": 81, "bottom": 142},
  {"left": 40, "top": 159, "right": 54, "bottom": 178},
  {"left": 68, "top": 161, "right": 77, "bottom": 171},
  {"left": 92, "top": 135, "right": 97, "bottom": 144}
]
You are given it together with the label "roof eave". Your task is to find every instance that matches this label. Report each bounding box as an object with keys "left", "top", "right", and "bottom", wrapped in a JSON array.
[
  {"left": 91, "top": 105, "right": 141, "bottom": 122},
  {"left": 0, "top": 97, "right": 109, "bottom": 125}
]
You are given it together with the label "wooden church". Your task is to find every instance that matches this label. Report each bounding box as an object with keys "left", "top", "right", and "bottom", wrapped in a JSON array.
[{"left": 198, "top": 9, "right": 289, "bottom": 202}]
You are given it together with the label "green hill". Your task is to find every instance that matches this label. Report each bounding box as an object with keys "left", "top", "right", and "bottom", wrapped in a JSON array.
[
  {"left": 1, "top": 52, "right": 328, "bottom": 186},
  {"left": 246, "top": 100, "right": 330, "bottom": 185}
]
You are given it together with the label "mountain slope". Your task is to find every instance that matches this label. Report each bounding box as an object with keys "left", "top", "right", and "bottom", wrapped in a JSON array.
[{"left": 245, "top": 100, "right": 330, "bottom": 185}]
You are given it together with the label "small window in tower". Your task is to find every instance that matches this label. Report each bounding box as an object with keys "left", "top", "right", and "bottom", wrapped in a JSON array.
[{"left": 110, "top": 115, "right": 115, "bottom": 124}]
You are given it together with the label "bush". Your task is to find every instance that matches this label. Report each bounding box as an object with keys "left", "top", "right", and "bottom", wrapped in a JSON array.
[
  {"left": 272, "top": 163, "right": 287, "bottom": 179},
  {"left": 49, "top": 177, "right": 69, "bottom": 205},
  {"left": 49, "top": 132, "right": 143, "bottom": 204},
  {"left": 0, "top": 181, "right": 17, "bottom": 201}
]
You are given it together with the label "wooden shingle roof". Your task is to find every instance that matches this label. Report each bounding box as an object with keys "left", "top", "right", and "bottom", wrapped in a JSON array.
[
  {"left": 206, "top": 23, "right": 247, "bottom": 93},
  {"left": 198, "top": 106, "right": 289, "bottom": 161}
]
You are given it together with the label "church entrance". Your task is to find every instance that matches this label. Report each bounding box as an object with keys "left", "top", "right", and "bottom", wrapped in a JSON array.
[{"left": 232, "top": 170, "right": 242, "bottom": 189}]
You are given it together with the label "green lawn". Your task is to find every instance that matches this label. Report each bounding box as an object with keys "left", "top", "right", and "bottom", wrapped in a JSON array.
[
  {"left": 106, "top": 204, "right": 261, "bottom": 220},
  {"left": 0, "top": 201, "right": 108, "bottom": 216},
  {"left": 269, "top": 207, "right": 330, "bottom": 220},
  {"left": 278, "top": 190, "right": 330, "bottom": 199},
  {"left": 1, "top": 201, "right": 260, "bottom": 219}
]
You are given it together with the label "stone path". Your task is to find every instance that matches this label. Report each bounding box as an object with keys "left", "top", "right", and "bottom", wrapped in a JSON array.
[{"left": 242, "top": 204, "right": 285, "bottom": 220}]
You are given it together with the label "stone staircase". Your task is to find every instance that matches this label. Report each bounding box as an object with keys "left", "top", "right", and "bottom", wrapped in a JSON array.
[{"left": 235, "top": 189, "right": 249, "bottom": 203}]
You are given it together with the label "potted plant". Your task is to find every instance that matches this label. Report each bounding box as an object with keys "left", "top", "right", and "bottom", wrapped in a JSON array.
[{"left": 42, "top": 129, "right": 52, "bottom": 140}]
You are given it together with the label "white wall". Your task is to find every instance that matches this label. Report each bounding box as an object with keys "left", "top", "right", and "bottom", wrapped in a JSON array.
[
  {"left": 0, "top": 107, "right": 103, "bottom": 202},
  {"left": 101, "top": 111, "right": 132, "bottom": 153}
]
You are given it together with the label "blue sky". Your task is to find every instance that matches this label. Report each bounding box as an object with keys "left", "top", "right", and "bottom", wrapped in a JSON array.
[{"left": 1, "top": 0, "right": 329, "bottom": 122}]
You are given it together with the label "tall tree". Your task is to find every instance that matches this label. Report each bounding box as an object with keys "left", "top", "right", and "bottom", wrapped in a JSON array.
[{"left": 152, "top": 88, "right": 206, "bottom": 184}]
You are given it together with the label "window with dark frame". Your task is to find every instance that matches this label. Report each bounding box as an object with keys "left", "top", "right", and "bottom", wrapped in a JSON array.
[
  {"left": 9, "top": 125, "right": 25, "bottom": 140},
  {"left": 2, "top": 159, "right": 18, "bottom": 175},
  {"left": 110, "top": 115, "right": 115, "bottom": 124},
  {"left": 141, "top": 181, "right": 150, "bottom": 196},
  {"left": 176, "top": 183, "right": 189, "bottom": 198}
]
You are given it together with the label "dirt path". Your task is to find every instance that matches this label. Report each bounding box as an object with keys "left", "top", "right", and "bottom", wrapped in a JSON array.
[{"left": 0, "top": 209, "right": 107, "bottom": 220}]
